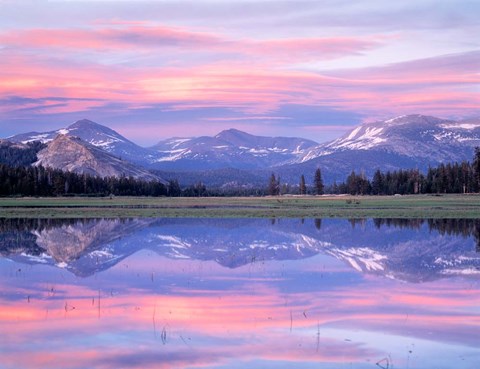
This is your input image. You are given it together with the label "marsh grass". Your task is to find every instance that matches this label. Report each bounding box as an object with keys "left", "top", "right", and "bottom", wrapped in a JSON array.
[{"left": 0, "top": 194, "right": 479, "bottom": 218}]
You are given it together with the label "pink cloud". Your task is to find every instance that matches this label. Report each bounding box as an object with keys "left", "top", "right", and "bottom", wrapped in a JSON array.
[
  {"left": 324, "top": 51, "right": 480, "bottom": 118},
  {"left": 0, "top": 26, "right": 222, "bottom": 50},
  {"left": 0, "top": 35, "right": 478, "bottom": 123},
  {"left": 0, "top": 24, "right": 381, "bottom": 65},
  {"left": 248, "top": 36, "right": 380, "bottom": 62}
]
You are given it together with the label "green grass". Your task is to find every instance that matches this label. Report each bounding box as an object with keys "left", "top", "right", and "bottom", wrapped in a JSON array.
[{"left": 1, "top": 194, "right": 480, "bottom": 218}]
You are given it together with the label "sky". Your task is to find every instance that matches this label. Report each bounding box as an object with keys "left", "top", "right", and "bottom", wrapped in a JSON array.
[{"left": 0, "top": 0, "right": 479, "bottom": 145}]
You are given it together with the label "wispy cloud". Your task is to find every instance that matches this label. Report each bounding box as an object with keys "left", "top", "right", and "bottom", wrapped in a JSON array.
[
  {"left": 0, "top": 24, "right": 380, "bottom": 65},
  {"left": 0, "top": 0, "right": 478, "bottom": 141},
  {"left": 0, "top": 25, "right": 222, "bottom": 50}
]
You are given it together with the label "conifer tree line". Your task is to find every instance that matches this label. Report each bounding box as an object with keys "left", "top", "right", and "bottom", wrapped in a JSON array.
[
  {"left": 272, "top": 148, "right": 480, "bottom": 196},
  {"left": 0, "top": 164, "right": 170, "bottom": 197},
  {"left": 268, "top": 168, "right": 325, "bottom": 196},
  {"left": 1, "top": 142, "right": 480, "bottom": 197},
  {"left": 0, "top": 163, "right": 218, "bottom": 197},
  {"left": 0, "top": 141, "right": 45, "bottom": 167},
  {"left": 331, "top": 149, "right": 480, "bottom": 195}
]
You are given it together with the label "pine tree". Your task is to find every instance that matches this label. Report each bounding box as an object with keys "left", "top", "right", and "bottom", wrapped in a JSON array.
[
  {"left": 371, "top": 169, "right": 384, "bottom": 195},
  {"left": 167, "top": 179, "right": 181, "bottom": 197},
  {"left": 268, "top": 173, "right": 280, "bottom": 196},
  {"left": 346, "top": 171, "right": 357, "bottom": 195},
  {"left": 473, "top": 147, "right": 480, "bottom": 192},
  {"left": 299, "top": 174, "right": 306, "bottom": 195},
  {"left": 314, "top": 168, "right": 324, "bottom": 195}
]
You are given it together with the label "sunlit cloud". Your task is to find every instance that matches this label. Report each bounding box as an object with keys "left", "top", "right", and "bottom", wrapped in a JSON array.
[
  {"left": 0, "top": 25, "right": 380, "bottom": 66},
  {"left": 0, "top": 26, "right": 222, "bottom": 51},
  {"left": 0, "top": 1, "right": 479, "bottom": 142}
]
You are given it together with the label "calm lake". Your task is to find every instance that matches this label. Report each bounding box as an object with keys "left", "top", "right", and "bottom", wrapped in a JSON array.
[{"left": 1, "top": 218, "right": 479, "bottom": 369}]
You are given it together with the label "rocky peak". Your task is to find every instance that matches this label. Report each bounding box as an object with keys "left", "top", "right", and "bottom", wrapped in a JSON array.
[
  {"left": 68, "top": 118, "right": 100, "bottom": 128},
  {"left": 34, "top": 134, "right": 163, "bottom": 182},
  {"left": 214, "top": 128, "right": 255, "bottom": 145}
]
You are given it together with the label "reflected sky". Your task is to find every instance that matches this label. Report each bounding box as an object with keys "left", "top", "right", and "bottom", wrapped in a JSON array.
[{"left": 0, "top": 218, "right": 479, "bottom": 369}]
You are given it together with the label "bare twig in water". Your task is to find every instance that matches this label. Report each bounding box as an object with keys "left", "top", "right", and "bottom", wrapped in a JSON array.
[
  {"left": 64, "top": 301, "right": 75, "bottom": 317},
  {"left": 316, "top": 322, "right": 320, "bottom": 353},
  {"left": 65, "top": 301, "right": 75, "bottom": 311},
  {"left": 376, "top": 357, "right": 390, "bottom": 369},
  {"left": 98, "top": 290, "right": 101, "bottom": 319},
  {"left": 180, "top": 335, "right": 190, "bottom": 346},
  {"left": 152, "top": 304, "right": 157, "bottom": 339},
  {"left": 48, "top": 286, "right": 56, "bottom": 297},
  {"left": 161, "top": 326, "right": 167, "bottom": 344}
]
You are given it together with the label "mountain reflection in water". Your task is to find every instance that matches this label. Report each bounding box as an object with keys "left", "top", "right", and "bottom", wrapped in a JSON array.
[
  {"left": 0, "top": 218, "right": 479, "bottom": 369},
  {"left": 1, "top": 218, "right": 479, "bottom": 280}
]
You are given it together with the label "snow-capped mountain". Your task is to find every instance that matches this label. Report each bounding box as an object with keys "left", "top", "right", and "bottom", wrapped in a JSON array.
[
  {"left": 299, "top": 114, "right": 480, "bottom": 166},
  {"left": 9, "top": 119, "right": 156, "bottom": 166},
  {"left": 4, "top": 114, "right": 480, "bottom": 185},
  {"left": 314, "top": 115, "right": 457, "bottom": 155},
  {"left": 8, "top": 120, "right": 318, "bottom": 171},
  {"left": 305, "top": 114, "right": 480, "bottom": 159},
  {"left": 150, "top": 128, "right": 318, "bottom": 170},
  {"left": 1, "top": 218, "right": 479, "bottom": 281},
  {"left": 35, "top": 134, "right": 164, "bottom": 181},
  {"left": 273, "top": 114, "right": 480, "bottom": 183}
]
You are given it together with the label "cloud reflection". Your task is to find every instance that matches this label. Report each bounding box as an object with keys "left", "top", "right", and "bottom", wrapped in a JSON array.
[
  {"left": 1, "top": 245, "right": 479, "bottom": 368},
  {"left": 1, "top": 218, "right": 480, "bottom": 368}
]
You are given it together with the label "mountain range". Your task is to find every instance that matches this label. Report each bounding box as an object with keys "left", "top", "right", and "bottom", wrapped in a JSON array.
[{"left": 5, "top": 114, "right": 480, "bottom": 185}]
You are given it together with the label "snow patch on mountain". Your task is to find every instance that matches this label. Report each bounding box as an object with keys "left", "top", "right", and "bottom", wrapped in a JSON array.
[
  {"left": 327, "top": 126, "right": 387, "bottom": 150},
  {"left": 441, "top": 122, "right": 480, "bottom": 130},
  {"left": 20, "top": 134, "right": 51, "bottom": 144},
  {"left": 90, "top": 250, "right": 114, "bottom": 258},
  {"left": 327, "top": 247, "right": 387, "bottom": 272},
  {"left": 157, "top": 235, "right": 191, "bottom": 249},
  {"left": 155, "top": 149, "right": 192, "bottom": 162},
  {"left": 384, "top": 115, "right": 410, "bottom": 124},
  {"left": 441, "top": 268, "right": 480, "bottom": 275},
  {"left": 20, "top": 252, "right": 52, "bottom": 264}
]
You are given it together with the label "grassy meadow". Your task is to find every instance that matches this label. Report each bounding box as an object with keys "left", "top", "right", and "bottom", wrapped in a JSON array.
[{"left": 0, "top": 194, "right": 479, "bottom": 219}]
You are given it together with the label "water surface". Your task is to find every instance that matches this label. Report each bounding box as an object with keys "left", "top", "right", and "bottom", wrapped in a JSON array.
[{"left": 1, "top": 218, "right": 479, "bottom": 368}]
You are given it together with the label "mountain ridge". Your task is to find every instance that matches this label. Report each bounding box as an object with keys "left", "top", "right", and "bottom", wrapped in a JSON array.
[
  {"left": 149, "top": 127, "right": 318, "bottom": 170},
  {"left": 5, "top": 114, "right": 480, "bottom": 185}
]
